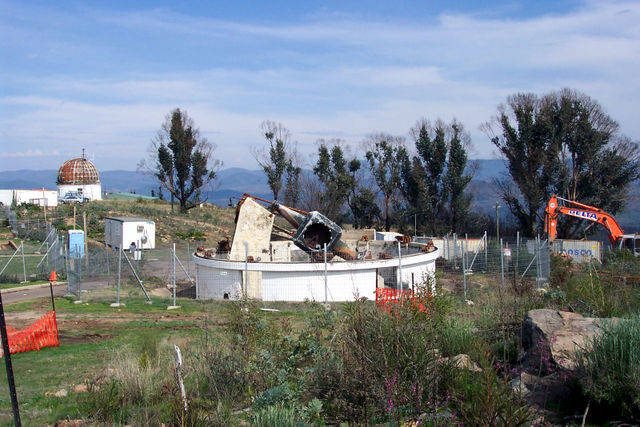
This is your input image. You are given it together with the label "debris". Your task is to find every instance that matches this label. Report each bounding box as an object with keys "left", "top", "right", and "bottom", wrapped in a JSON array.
[
  {"left": 396, "top": 234, "right": 412, "bottom": 244},
  {"left": 217, "top": 238, "right": 231, "bottom": 253},
  {"left": 46, "top": 389, "right": 68, "bottom": 398},
  {"left": 73, "top": 384, "right": 88, "bottom": 393}
]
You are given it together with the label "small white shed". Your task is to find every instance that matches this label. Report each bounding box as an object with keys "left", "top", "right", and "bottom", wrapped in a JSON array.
[
  {"left": 14, "top": 189, "right": 58, "bottom": 207},
  {"left": 104, "top": 217, "right": 155, "bottom": 250}
]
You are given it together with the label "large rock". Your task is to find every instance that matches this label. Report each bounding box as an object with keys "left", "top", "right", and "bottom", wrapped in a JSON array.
[{"left": 521, "top": 309, "right": 610, "bottom": 372}]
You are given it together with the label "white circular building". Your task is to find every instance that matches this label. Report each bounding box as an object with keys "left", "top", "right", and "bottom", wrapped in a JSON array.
[
  {"left": 193, "top": 195, "right": 439, "bottom": 302},
  {"left": 193, "top": 242, "right": 439, "bottom": 302},
  {"left": 56, "top": 155, "right": 102, "bottom": 201}
]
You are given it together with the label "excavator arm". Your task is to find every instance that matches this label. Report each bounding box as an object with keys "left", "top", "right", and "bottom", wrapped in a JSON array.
[{"left": 545, "top": 195, "right": 626, "bottom": 247}]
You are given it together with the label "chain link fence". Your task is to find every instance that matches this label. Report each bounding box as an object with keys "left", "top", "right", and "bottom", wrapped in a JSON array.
[
  {"left": 3, "top": 207, "right": 551, "bottom": 304},
  {"left": 416, "top": 232, "right": 551, "bottom": 299},
  {"left": 194, "top": 241, "right": 438, "bottom": 307},
  {"left": 2, "top": 207, "right": 197, "bottom": 304}
]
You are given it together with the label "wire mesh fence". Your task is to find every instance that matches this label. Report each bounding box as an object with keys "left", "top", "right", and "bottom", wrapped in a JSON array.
[
  {"left": 2, "top": 207, "right": 197, "bottom": 305},
  {"left": 2, "top": 206, "right": 551, "bottom": 305},
  {"left": 416, "top": 232, "right": 551, "bottom": 300},
  {"left": 193, "top": 241, "right": 439, "bottom": 307}
]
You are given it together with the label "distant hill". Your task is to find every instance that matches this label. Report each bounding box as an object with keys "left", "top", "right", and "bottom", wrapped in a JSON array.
[{"left": 1, "top": 160, "right": 638, "bottom": 230}]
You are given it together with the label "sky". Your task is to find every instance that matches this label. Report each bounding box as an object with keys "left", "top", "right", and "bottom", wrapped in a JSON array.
[{"left": 1, "top": 0, "right": 639, "bottom": 172}]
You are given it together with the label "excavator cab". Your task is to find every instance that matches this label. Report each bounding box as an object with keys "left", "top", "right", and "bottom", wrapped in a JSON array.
[{"left": 619, "top": 235, "right": 640, "bottom": 256}]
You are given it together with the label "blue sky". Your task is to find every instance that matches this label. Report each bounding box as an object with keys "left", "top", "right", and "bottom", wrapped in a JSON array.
[{"left": 1, "top": 0, "right": 638, "bottom": 171}]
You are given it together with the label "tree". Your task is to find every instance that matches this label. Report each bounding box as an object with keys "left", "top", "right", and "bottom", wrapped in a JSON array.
[
  {"left": 542, "top": 89, "right": 639, "bottom": 238},
  {"left": 411, "top": 120, "right": 449, "bottom": 235},
  {"left": 350, "top": 188, "right": 381, "bottom": 229},
  {"left": 365, "top": 134, "right": 405, "bottom": 231},
  {"left": 483, "top": 93, "right": 552, "bottom": 237},
  {"left": 445, "top": 121, "right": 473, "bottom": 233},
  {"left": 484, "top": 89, "right": 640, "bottom": 238},
  {"left": 398, "top": 152, "right": 429, "bottom": 233},
  {"left": 140, "top": 108, "right": 221, "bottom": 213},
  {"left": 283, "top": 158, "right": 302, "bottom": 207},
  {"left": 254, "top": 120, "right": 291, "bottom": 201},
  {"left": 312, "top": 141, "right": 356, "bottom": 221},
  {"left": 400, "top": 119, "right": 473, "bottom": 235}
]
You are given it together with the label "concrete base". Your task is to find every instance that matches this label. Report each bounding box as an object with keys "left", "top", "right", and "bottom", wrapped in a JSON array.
[
  {"left": 167, "top": 305, "right": 181, "bottom": 310},
  {"left": 110, "top": 303, "right": 126, "bottom": 307},
  {"left": 73, "top": 300, "right": 83, "bottom": 304},
  {"left": 145, "top": 301, "right": 153, "bottom": 305}
]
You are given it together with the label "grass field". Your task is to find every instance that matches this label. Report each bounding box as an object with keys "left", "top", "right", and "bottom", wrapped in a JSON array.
[
  {"left": 0, "top": 294, "right": 319, "bottom": 425},
  {"left": 3, "top": 202, "right": 640, "bottom": 424}
]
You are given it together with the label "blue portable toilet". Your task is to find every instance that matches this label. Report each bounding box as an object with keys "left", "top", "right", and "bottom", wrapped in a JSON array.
[{"left": 68, "top": 230, "right": 85, "bottom": 259}]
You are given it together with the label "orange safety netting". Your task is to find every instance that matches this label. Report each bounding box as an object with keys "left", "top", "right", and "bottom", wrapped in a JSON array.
[
  {"left": 1, "top": 311, "right": 59, "bottom": 356},
  {"left": 375, "top": 288, "right": 433, "bottom": 313}
]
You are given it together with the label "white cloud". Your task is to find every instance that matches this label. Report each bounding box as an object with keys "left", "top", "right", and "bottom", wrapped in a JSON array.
[
  {"left": 1, "top": 1, "right": 639, "bottom": 170},
  {"left": 0, "top": 149, "right": 60, "bottom": 158}
]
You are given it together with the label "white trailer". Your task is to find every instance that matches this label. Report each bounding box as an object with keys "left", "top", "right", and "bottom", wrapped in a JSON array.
[
  {"left": 13, "top": 189, "right": 58, "bottom": 207},
  {"left": 104, "top": 217, "right": 155, "bottom": 250}
]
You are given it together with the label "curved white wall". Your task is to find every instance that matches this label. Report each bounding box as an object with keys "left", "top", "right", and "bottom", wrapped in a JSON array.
[
  {"left": 194, "top": 247, "right": 439, "bottom": 302},
  {"left": 58, "top": 184, "right": 102, "bottom": 201}
]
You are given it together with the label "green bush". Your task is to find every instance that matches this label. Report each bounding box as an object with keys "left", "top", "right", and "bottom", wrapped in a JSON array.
[
  {"left": 574, "top": 314, "right": 640, "bottom": 417},
  {"left": 251, "top": 403, "right": 300, "bottom": 427},
  {"left": 550, "top": 254, "right": 640, "bottom": 317},
  {"left": 438, "top": 317, "right": 477, "bottom": 357},
  {"left": 451, "top": 358, "right": 532, "bottom": 425}
]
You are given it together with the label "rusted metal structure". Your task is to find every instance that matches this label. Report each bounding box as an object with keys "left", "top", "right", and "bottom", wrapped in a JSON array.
[{"left": 234, "top": 194, "right": 357, "bottom": 260}]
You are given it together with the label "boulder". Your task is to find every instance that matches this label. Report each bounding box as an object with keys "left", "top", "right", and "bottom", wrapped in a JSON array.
[{"left": 521, "top": 309, "right": 610, "bottom": 372}]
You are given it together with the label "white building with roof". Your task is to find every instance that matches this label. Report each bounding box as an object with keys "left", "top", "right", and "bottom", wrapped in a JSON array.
[{"left": 56, "top": 152, "right": 102, "bottom": 200}]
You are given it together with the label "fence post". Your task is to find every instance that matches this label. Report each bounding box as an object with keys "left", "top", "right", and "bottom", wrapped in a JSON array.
[
  {"left": 20, "top": 241, "right": 26, "bottom": 283},
  {"left": 453, "top": 233, "right": 458, "bottom": 269},
  {"left": 173, "top": 243, "right": 177, "bottom": 306},
  {"left": 110, "top": 247, "right": 123, "bottom": 307},
  {"left": 105, "top": 243, "right": 110, "bottom": 287},
  {"left": 484, "top": 231, "right": 488, "bottom": 272},
  {"left": 500, "top": 238, "right": 505, "bottom": 289},
  {"left": 462, "top": 238, "right": 467, "bottom": 300},
  {"left": 516, "top": 232, "right": 520, "bottom": 276},
  {"left": 324, "top": 243, "right": 328, "bottom": 308},
  {"left": 0, "top": 287, "right": 22, "bottom": 426},
  {"left": 168, "top": 243, "right": 180, "bottom": 310},
  {"left": 536, "top": 236, "right": 541, "bottom": 289},
  {"left": 187, "top": 242, "right": 191, "bottom": 276},
  {"left": 244, "top": 242, "right": 249, "bottom": 301},
  {"left": 64, "top": 243, "right": 71, "bottom": 296},
  {"left": 397, "top": 240, "right": 403, "bottom": 292}
]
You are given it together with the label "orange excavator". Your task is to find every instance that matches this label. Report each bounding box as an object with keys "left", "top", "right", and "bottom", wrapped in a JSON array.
[{"left": 545, "top": 195, "right": 639, "bottom": 255}]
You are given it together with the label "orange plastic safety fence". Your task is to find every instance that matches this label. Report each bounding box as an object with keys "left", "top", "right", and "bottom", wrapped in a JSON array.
[
  {"left": 375, "top": 288, "right": 433, "bottom": 313},
  {"left": 1, "top": 311, "right": 59, "bottom": 357}
]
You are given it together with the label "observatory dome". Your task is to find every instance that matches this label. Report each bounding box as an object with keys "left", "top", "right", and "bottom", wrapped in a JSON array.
[
  {"left": 56, "top": 155, "right": 102, "bottom": 201},
  {"left": 57, "top": 157, "right": 100, "bottom": 185}
]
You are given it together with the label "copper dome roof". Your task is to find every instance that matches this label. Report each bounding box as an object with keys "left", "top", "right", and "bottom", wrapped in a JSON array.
[{"left": 57, "top": 158, "right": 100, "bottom": 185}]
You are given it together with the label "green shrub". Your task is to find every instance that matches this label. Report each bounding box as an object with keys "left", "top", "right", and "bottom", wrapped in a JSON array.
[
  {"left": 550, "top": 255, "right": 640, "bottom": 317},
  {"left": 251, "top": 403, "right": 300, "bottom": 427},
  {"left": 574, "top": 314, "right": 640, "bottom": 417},
  {"left": 438, "top": 317, "right": 477, "bottom": 357},
  {"left": 451, "top": 359, "right": 533, "bottom": 425}
]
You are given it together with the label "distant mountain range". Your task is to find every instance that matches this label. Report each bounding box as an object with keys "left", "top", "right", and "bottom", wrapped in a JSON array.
[{"left": 1, "top": 159, "right": 638, "bottom": 229}]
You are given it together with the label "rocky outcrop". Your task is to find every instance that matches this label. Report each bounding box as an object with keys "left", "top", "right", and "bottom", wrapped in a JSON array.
[{"left": 521, "top": 309, "right": 611, "bottom": 372}]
